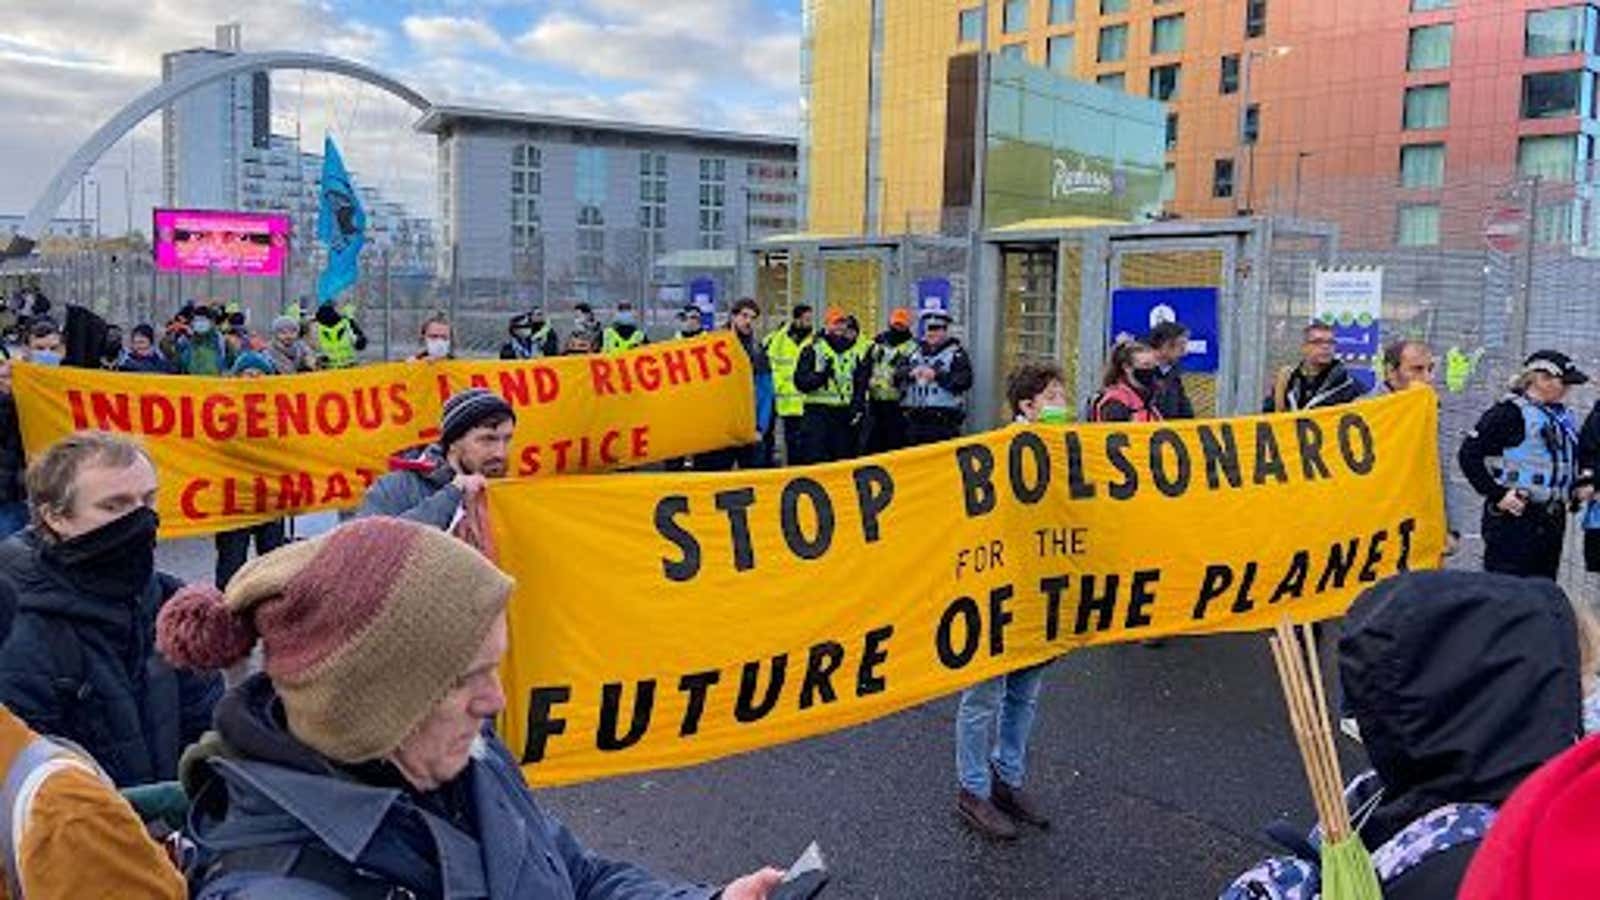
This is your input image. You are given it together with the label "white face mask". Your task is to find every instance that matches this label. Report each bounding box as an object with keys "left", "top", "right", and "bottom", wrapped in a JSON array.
[{"left": 425, "top": 338, "right": 451, "bottom": 359}]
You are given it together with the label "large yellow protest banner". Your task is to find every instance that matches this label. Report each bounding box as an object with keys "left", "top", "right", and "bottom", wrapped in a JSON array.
[
  {"left": 488, "top": 390, "right": 1444, "bottom": 786},
  {"left": 13, "top": 333, "right": 753, "bottom": 538}
]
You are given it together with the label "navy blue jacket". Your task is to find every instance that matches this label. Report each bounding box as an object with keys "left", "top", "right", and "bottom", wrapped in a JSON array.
[{"left": 0, "top": 529, "right": 220, "bottom": 786}]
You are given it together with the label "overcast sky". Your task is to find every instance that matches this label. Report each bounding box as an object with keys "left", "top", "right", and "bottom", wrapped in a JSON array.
[{"left": 0, "top": 0, "right": 801, "bottom": 233}]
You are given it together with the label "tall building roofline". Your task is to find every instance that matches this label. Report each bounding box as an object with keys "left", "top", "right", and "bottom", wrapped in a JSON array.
[{"left": 415, "top": 104, "right": 798, "bottom": 149}]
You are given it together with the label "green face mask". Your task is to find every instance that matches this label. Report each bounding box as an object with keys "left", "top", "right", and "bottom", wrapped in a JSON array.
[{"left": 1038, "top": 405, "right": 1069, "bottom": 425}]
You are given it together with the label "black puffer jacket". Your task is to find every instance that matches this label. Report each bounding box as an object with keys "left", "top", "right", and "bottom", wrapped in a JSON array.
[
  {"left": 0, "top": 393, "right": 22, "bottom": 504},
  {"left": 0, "top": 530, "right": 221, "bottom": 786},
  {"left": 1339, "top": 571, "right": 1582, "bottom": 898}
]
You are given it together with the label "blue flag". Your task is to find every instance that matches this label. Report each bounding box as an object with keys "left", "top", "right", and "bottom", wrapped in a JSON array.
[{"left": 316, "top": 135, "right": 366, "bottom": 303}]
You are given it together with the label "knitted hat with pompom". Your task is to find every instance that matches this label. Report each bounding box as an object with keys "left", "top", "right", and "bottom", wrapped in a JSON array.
[{"left": 157, "top": 517, "right": 512, "bottom": 763}]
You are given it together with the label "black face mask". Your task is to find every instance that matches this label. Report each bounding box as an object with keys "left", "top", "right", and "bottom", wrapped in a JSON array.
[
  {"left": 44, "top": 507, "right": 159, "bottom": 597},
  {"left": 1133, "top": 367, "right": 1160, "bottom": 390}
]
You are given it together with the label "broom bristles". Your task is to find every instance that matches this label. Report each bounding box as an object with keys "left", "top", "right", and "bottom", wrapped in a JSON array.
[{"left": 1269, "top": 616, "right": 1352, "bottom": 843}]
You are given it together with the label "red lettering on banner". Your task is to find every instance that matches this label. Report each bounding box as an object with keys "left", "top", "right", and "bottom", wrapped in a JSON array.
[
  {"left": 181, "top": 479, "right": 211, "bottom": 521},
  {"left": 355, "top": 468, "right": 378, "bottom": 488},
  {"left": 600, "top": 430, "right": 622, "bottom": 464},
  {"left": 712, "top": 339, "right": 734, "bottom": 376},
  {"left": 140, "top": 395, "right": 175, "bottom": 437},
  {"left": 322, "top": 472, "right": 354, "bottom": 504},
  {"left": 688, "top": 345, "right": 713, "bottom": 380},
  {"left": 90, "top": 393, "right": 132, "bottom": 432},
  {"left": 550, "top": 439, "right": 574, "bottom": 473},
  {"left": 631, "top": 425, "right": 650, "bottom": 459},
  {"left": 278, "top": 473, "right": 315, "bottom": 510},
  {"left": 68, "top": 391, "right": 89, "bottom": 429},
  {"left": 518, "top": 444, "right": 542, "bottom": 477},
  {"left": 533, "top": 366, "right": 560, "bottom": 403},
  {"left": 275, "top": 393, "right": 310, "bottom": 436},
  {"left": 590, "top": 360, "right": 617, "bottom": 396},
  {"left": 498, "top": 370, "right": 530, "bottom": 407},
  {"left": 315, "top": 393, "right": 351, "bottom": 436},
  {"left": 253, "top": 475, "right": 270, "bottom": 514},
  {"left": 179, "top": 396, "right": 197, "bottom": 439},
  {"left": 636, "top": 355, "right": 662, "bottom": 392},
  {"left": 616, "top": 355, "right": 634, "bottom": 393},
  {"left": 352, "top": 387, "right": 384, "bottom": 430},
  {"left": 663, "top": 350, "right": 690, "bottom": 385},
  {"left": 389, "top": 384, "right": 414, "bottom": 426},
  {"left": 242, "top": 393, "right": 269, "bottom": 439},
  {"left": 200, "top": 395, "right": 237, "bottom": 442},
  {"left": 435, "top": 374, "right": 453, "bottom": 404},
  {"left": 222, "top": 478, "right": 244, "bottom": 516},
  {"left": 469, "top": 374, "right": 491, "bottom": 391}
]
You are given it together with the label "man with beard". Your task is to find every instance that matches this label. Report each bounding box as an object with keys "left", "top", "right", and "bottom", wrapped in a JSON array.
[
  {"left": 358, "top": 389, "right": 515, "bottom": 531},
  {"left": 0, "top": 432, "right": 220, "bottom": 786}
]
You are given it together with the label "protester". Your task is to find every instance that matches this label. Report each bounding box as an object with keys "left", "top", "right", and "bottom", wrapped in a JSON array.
[
  {"left": 219, "top": 303, "right": 250, "bottom": 358},
  {"left": 564, "top": 331, "right": 596, "bottom": 355},
  {"left": 954, "top": 362, "right": 1070, "bottom": 841},
  {"left": 795, "top": 307, "right": 866, "bottom": 464},
  {"left": 358, "top": 388, "right": 514, "bottom": 529},
  {"left": 97, "top": 323, "right": 124, "bottom": 370},
  {"left": 413, "top": 312, "right": 455, "bottom": 362},
  {"left": 312, "top": 301, "right": 366, "bottom": 368},
  {"left": 763, "top": 303, "right": 814, "bottom": 466},
  {"left": 1380, "top": 338, "right": 1462, "bottom": 556},
  {"left": 896, "top": 310, "right": 973, "bottom": 446},
  {"left": 675, "top": 302, "right": 706, "bottom": 340},
  {"left": 862, "top": 308, "right": 916, "bottom": 454},
  {"left": 572, "top": 301, "right": 603, "bottom": 348},
  {"left": 158, "top": 304, "right": 193, "bottom": 361},
  {"left": 264, "top": 314, "right": 317, "bottom": 374},
  {"left": 695, "top": 298, "right": 774, "bottom": 471},
  {"left": 1146, "top": 320, "right": 1195, "bottom": 420},
  {"left": 1264, "top": 322, "right": 1366, "bottom": 412},
  {"left": 1223, "top": 571, "right": 1583, "bottom": 899},
  {"left": 1459, "top": 350, "right": 1586, "bottom": 580},
  {"left": 156, "top": 517, "right": 784, "bottom": 898},
  {"left": 21, "top": 319, "right": 62, "bottom": 368},
  {"left": 176, "top": 305, "right": 232, "bottom": 376},
  {"left": 115, "top": 324, "right": 173, "bottom": 373},
  {"left": 1089, "top": 339, "right": 1162, "bottom": 423},
  {"left": 0, "top": 432, "right": 220, "bottom": 786},
  {"left": 602, "top": 301, "right": 648, "bottom": 354},
  {"left": 0, "top": 356, "right": 24, "bottom": 538},
  {"left": 500, "top": 309, "right": 559, "bottom": 360},
  {"left": 213, "top": 351, "right": 288, "bottom": 589}
]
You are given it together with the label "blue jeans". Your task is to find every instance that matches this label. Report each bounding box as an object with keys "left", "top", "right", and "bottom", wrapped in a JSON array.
[
  {"left": 0, "top": 502, "right": 27, "bottom": 539},
  {"left": 955, "top": 663, "right": 1048, "bottom": 798}
]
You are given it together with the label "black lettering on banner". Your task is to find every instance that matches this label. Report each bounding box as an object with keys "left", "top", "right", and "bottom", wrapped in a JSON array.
[
  {"left": 1269, "top": 551, "right": 1311, "bottom": 603},
  {"left": 1231, "top": 562, "right": 1260, "bottom": 614},
  {"left": 1318, "top": 539, "right": 1360, "bottom": 592},
  {"left": 655, "top": 496, "right": 701, "bottom": 582},
  {"left": 1149, "top": 429, "right": 1192, "bottom": 498},
  {"left": 1253, "top": 422, "right": 1289, "bottom": 485},
  {"left": 1106, "top": 434, "right": 1139, "bottom": 501},
  {"left": 714, "top": 488, "right": 758, "bottom": 572},
  {"left": 852, "top": 465, "right": 895, "bottom": 542},
  {"left": 1294, "top": 418, "right": 1333, "bottom": 481},
  {"left": 988, "top": 585, "right": 1015, "bottom": 655},
  {"left": 1396, "top": 518, "right": 1416, "bottom": 571},
  {"left": 677, "top": 670, "right": 722, "bottom": 737},
  {"left": 955, "top": 444, "right": 997, "bottom": 517},
  {"left": 1338, "top": 413, "right": 1377, "bottom": 475},
  {"left": 522, "top": 686, "right": 571, "bottom": 764},
  {"left": 735, "top": 656, "right": 787, "bottom": 723},
  {"left": 1197, "top": 424, "right": 1244, "bottom": 489},
  {"left": 1076, "top": 574, "right": 1119, "bottom": 634},
  {"left": 1126, "top": 569, "right": 1160, "bottom": 628},
  {"left": 799, "top": 641, "right": 845, "bottom": 709},
  {"left": 597, "top": 680, "right": 656, "bottom": 752},
  {"left": 781, "top": 478, "right": 835, "bottom": 560},
  {"left": 1359, "top": 529, "right": 1389, "bottom": 582},
  {"left": 858, "top": 625, "right": 894, "bottom": 696},
  {"left": 936, "top": 597, "right": 982, "bottom": 669},
  {"left": 1064, "top": 432, "right": 1097, "bottom": 499},
  {"left": 1040, "top": 575, "right": 1069, "bottom": 641},
  {"left": 1009, "top": 433, "right": 1051, "bottom": 504},
  {"left": 1192, "top": 565, "right": 1233, "bottom": 620}
]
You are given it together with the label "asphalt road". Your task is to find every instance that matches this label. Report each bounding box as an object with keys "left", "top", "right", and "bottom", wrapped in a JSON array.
[{"left": 157, "top": 520, "right": 1347, "bottom": 900}]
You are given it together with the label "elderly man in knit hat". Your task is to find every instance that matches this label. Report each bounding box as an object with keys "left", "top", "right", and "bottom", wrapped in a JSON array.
[
  {"left": 159, "top": 517, "right": 785, "bottom": 898},
  {"left": 357, "top": 388, "right": 516, "bottom": 530}
]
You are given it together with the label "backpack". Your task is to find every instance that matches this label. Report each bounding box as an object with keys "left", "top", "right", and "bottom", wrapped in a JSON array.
[{"left": 1219, "top": 772, "right": 1497, "bottom": 899}]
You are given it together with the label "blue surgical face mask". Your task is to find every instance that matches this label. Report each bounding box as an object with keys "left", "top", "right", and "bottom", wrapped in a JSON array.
[
  {"left": 192, "top": 318, "right": 214, "bottom": 335},
  {"left": 616, "top": 312, "right": 637, "bottom": 327},
  {"left": 29, "top": 350, "right": 61, "bottom": 367}
]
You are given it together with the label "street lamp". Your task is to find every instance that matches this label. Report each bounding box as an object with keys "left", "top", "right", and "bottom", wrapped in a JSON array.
[{"left": 1238, "top": 44, "right": 1292, "bottom": 215}]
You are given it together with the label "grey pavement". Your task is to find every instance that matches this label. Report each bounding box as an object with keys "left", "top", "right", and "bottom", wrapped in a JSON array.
[{"left": 157, "top": 523, "right": 1344, "bottom": 900}]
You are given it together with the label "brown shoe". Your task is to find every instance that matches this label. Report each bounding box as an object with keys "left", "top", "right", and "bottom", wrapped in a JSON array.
[
  {"left": 956, "top": 790, "right": 1019, "bottom": 840},
  {"left": 991, "top": 778, "right": 1050, "bottom": 830}
]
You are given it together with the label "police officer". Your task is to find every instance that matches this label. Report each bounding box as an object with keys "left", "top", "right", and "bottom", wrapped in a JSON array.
[
  {"left": 764, "top": 304, "right": 815, "bottom": 465},
  {"left": 313, "top": 301, "right": 366, "bottom": 369},
  {"left": 602, "top": 302, "right": 648, "bottom": 354},
  {"left": 675, "top": 303, "right": 706, "bottom": 341},
  {"left": 862, "top": 308, "right": 917, "bottom": 454},
  {"left": 500, "top": 309, "right": 559, "bottom": 359},
  {"left": 1459, "top": 349, "right": 1588, "bottom": 580},
  {"left": 794, "top": 307, "right": 864, "bottom": 464},
  {"left": 896, "top": 310, "right": 973, "bottom": 446}
]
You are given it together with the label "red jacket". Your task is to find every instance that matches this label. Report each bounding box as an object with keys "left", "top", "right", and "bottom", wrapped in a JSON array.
[{"left": 1090, "top": 382, "right": 1162, "bottom": 423}]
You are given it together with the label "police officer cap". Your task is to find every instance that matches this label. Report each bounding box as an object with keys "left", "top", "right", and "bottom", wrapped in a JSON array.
[{"left": 1524, "top": 349, "right": 1589, "bottom": 385}]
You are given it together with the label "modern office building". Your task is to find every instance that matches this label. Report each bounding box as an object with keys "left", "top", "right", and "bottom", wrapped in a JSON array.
[
  {"left": 803, "top": 0, "right": 1600, "bottom": 248},
  {"left": 417, "top": 106, "right": 798, "bottom": 302}
]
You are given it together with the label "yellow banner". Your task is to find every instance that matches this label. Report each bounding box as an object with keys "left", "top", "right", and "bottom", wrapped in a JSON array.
[
  {"left": 14, "top": 333, "right": 754, "bottom": 538},
  {"left": 487, "top": 390, "right": 1444, "bottom": 786}
]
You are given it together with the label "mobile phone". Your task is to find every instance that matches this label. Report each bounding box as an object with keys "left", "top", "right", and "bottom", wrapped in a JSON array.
[{"left": 769, "top": 841, "right": 829, "bottom": 900}]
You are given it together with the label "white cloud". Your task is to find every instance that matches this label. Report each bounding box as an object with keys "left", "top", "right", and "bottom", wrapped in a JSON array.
[
  {"left": 514, "top": 13, "right": 705, "bottom": 89},
  {"left": 402, "top": 16, "right": 506, "bottom": 54}
]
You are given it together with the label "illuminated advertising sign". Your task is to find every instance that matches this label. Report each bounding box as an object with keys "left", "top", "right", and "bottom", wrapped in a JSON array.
[{"left": 153, "top": 208, "right": 290, "bottom": 276}]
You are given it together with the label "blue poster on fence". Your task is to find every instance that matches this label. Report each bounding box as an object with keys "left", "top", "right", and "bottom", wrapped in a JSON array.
[
  {"left": 1109, "top": 287, "right": 1220, "bottom": 375},
  {"left": 689, "top": 277, "right": 716, "bottom": 331}
]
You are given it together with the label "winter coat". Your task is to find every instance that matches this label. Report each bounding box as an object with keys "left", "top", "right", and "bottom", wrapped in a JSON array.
[
  {"left": 1265, "top": 360, "right": 1365, "bottom": 412},
  {"left": 355, "top": 444, "right": 463, "bottom": 531},
  {"left": 1149, "top": 363, "right": 1194, "bottom": 419},
  {"left": 1337, "top": 571, "right": 1582, "bottom": 899},
  {"left": 735, "top": 328, "right": 775, "bottom": 433},
  {"left": 0, "top": 394, "right": 22, "bottom": 504},
  {"left": 114, "top": 350, "right": 175, "bottom": 374},
  {"left": 0, "top": 530, "right": 221, "bottom": 787},
  {"left": 183, "top": 675, "right": 715, "bottom": 899},
  {"left": 178, "top": 332, "right": 233, "bottom": 376},
  {"left": 265, "top": 340, "right": 318, "bottom": 374}
]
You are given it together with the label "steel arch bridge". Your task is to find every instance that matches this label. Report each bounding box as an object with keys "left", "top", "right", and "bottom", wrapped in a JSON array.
[{"left": 3, "top": 50, "right": 432, "bottom": 258}]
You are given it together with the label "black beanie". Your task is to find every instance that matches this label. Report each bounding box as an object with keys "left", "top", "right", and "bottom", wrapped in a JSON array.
[{"left": 440, "top": 388, "right": 516, "bottom": 451}]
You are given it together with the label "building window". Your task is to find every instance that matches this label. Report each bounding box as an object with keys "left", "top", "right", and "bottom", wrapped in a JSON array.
[
  {"left": 1165, "top": 112, "right": 1179, "bottom": 150},
  {"left": 1526, "top": 6, "right": 1592, "bottom": 57},
  {"left": 1243, "top": 105, "right": 1260, "bottom": 143},
  {"left": 1397, "top": 204, "right": 1441, "bottom": 246},
  {"left": 1220, "top": 54, "right": 1240, "bottom": 94},
  {"left": 1149, "top": 64, "right": 1181, "bottom": 101},
  {"left": 1523, "top": 70, "right": 1584, "bottom": 118},
  {"left": 1003, "top": 0, "right": 1029, "bottom": 32},
  {"left": 1403, "top": 84, "right": 1450, "bottom": 129},
  {"left": 1098, "top": 24, "right": 1128, "bottom": 62},
  {"left": 576, "top": 206, "right": 605, "bottom": 280},
  {"left": 1047, "top": 35, "right": 1075, "bottom": 72},
  {"left": 1213, "top": 159, "right": 1236, "bottom": 198},
  {"left": 1245, "top": 0, "right": 1267, "bottom": 38},
  {"left": 1096, "top": 71, "right": 1126, "bottom": 91},
  {"left": 1152, "top": 15, "right": 1185, "bottom": 54},
  {"left": 959, "top": 7, "right": 984, "bottom": 43},
  {"left": 1160, "top": 163, "right": 1177, "bottom": 204},
  {"left": 639, "top": 151, "right": 667, "bottom": 247},
  {"left": 1049, "top": 0, "right": 1075, "bottom": 24},
  {"left": 698, "top": 157, "right": 727, "bottom": 250},
  {"left": 1101, "top": 0, "right": 1128, "bottom": 13},
  {"left": 1000, "top": 42, "right": 1026, "bottom": 61},
  {"left": 511, "top": 143, "right": 543, "bottom": 247},
  {"left": 1407, "top": 24, "right": 1453, "bottom": 70},
  {"left": 1399, "top": 143, "right": 1446, "bottom": 188},
  {"left": 1411, "top": 0, "right": 1452, "bottom": 10},
  {"left": 1519, "top": 134, "right": 1580, "bottom": 180}
]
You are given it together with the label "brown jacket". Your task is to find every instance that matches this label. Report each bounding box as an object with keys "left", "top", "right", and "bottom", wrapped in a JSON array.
[{"left": 0, "top": 706, "right": 184, "bottom": 899}]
